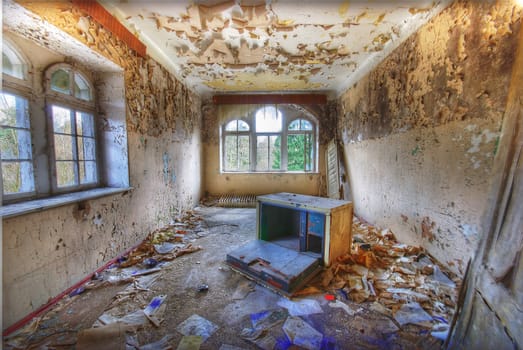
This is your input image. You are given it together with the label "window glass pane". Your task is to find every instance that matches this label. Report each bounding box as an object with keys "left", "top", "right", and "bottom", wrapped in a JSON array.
[
  {"left": 225, "top": 119, "right": 249, "bottom": 132},
  {"left": 0, "top": 93, "right": 29, "bottom": 128},
  {"left": 224, "top": 135, "right": 238, "bottom": 170},
  {"left": 79, "top": 137, "right": 96, "bottom": 161},
  {"left": 0, "top": 92, "right": 34, "bottom": 195},
  {"left": 79, "top": 160, "right": 97, "bottom": 184},
  {"left": 301, "top": 120, "right": 313, "bottom": 130},
  {"left": 2, "top": 46, "right": 25, "bottom": 79},
  {"left": 256, "top": 106, "right": 282, "bottom": 132},
  {"left": 56, "top": 161, "right": 76, "bottom": 187},
  {"left": 270, "top": 135, "right": 281, "bottom": 170},
  {"left": 257, "top": 135, "right": 280, "bottom": 171},
  {"left": 74, "top": 73, "right": 92, "bottom": 101},
  {"left": 225, "top": 120, "right": 238, "bottom": 132},
  {"left": 54, "top": 134, "right": 74, "bottom": 160},
  {"left": 289, "top": 119, "right": 313, "bottom": 131},
  {"left": 2, "top": 161, "right": 34, "bottom": 194},
  {"left": 238, "top": 120, "right": 249, "bottom": 131},
  {"left": 1, "top": 129, "right": 32, "bottom": 159},
  {"left": 51, "top": 68, "right": 71, "bottom": 95},
  {"left": 256, "top": 136, "right": 268, "bottom": 171},
  {"left": 288, "top": 134, "right": 306, "bottom": 171},
  {"left": 289, "top": 120, "right": 300, "bottom": 130},
  {"left": 76, "top": 111, "right": 94, "bottom": 136},
  {"left": 288, "top": 134, "right": 314, "bottom": 171},
  {"left": 238, "top": 135, "right": 250, "bottom": 171},
  {"left": 52, "top": 105, "right": 72, "bottom": 134}
]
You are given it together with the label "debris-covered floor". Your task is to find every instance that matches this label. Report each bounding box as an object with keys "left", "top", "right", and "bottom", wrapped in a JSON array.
[{"left": 4, "top": 207, "right": 460, "bottom": 350}]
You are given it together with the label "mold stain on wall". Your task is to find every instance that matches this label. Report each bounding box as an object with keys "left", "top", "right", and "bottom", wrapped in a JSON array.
[{"left": 337, "top": 0, "right": 521, "bottom": 275}]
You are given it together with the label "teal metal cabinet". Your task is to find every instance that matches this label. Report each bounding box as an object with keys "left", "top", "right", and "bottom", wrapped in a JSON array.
[
  {"left": 257, "top": 192, "right": 353, "bottom": 266},
  {"left": 227, "top": 192, "right": 353, "bottom": 296}
]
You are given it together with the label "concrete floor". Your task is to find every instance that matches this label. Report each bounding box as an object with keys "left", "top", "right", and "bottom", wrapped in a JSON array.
[{"left": 3, "top": 207, "right": 446, "bottom": 349}]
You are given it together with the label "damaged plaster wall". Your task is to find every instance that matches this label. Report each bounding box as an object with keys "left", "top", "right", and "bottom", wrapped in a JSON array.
[
  {"left": 337, "top": 0, "right": 521, "bottom": 276},
  {"left": 201, "top": 102, "right": 335, "bottom": 197},
  {"left": 2, "top": 2, "right": 202, "bottom": 328}
]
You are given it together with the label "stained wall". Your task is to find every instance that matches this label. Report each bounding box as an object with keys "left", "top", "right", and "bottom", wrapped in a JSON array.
[
  {"left": 2, "top": 3, "right": 202, "bottom": 328},
  {"left": 337, "top": 0, "right": 521, "bottom": 275}
]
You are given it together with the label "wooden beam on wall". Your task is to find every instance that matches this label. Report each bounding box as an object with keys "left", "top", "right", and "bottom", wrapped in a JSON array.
[
  {"left": 72, "top": 0, "right": 146, "bottom": 57},
  {"left": 213, "top": 94, "right": 328, "bottom": 105}
]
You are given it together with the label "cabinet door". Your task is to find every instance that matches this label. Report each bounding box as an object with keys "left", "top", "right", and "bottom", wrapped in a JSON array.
[{"left": 307, "top": 212, "right": 325, "bottom": 254}]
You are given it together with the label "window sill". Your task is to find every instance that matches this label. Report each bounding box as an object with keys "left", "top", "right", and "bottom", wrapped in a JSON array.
[
  {"left": 1, "top": 187, "right": 133, "bottom": 219},
  {"left": 220, "top": 171, "right": 320, "bottom": 175}
]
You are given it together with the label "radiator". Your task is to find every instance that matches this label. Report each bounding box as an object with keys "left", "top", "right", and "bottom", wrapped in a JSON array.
[{"left": 217, "top": 194, "right": 257, "bottom": 208}]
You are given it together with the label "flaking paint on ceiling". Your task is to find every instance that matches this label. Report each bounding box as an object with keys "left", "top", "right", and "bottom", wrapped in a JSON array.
[{"left": 100, "top": 0, "right": 451, "bottom": 97}]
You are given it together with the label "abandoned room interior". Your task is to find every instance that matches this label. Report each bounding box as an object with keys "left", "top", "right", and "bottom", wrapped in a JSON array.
[{"left": 1, "top": 0, "right": 522, "bottom": 348}]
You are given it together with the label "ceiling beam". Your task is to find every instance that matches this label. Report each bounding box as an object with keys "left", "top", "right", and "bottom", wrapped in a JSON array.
[
  {"left": 72, "top": 0, "right": 146, "bottom": 57},
  {"left": 213, "top": 94, "right": 327, "bottom": 105}
]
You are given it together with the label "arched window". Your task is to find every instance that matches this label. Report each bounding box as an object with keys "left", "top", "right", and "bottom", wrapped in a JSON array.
[
  {"left": 220, "top": 104, "right": 318, "bottom": 172},
  {"left": 1, "top": 41, "right": 35, "bottom": 199},
  {"left": 46, "top": 64, "right": 98, "bottom": 191},
  {"left": 2, "top": 41, "right": 27, "bottom": 80}
]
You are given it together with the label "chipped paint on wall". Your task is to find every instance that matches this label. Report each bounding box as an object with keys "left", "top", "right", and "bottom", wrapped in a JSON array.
[
  {"left": 3, "top": 1, "right": 203, "bottom": 328},
  {"left": 337, "top": 0, "right": 521, "bottom": 275},
  {"left": 97, "top": 0, "right": 449, "bottom": 96},
  {"left": 13, "top": 0, "right": 201, "bottom": 137}
]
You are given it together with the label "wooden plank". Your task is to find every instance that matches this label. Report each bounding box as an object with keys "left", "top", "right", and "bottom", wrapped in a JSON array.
[
  {"left": 328, "top": 205, "right": 353, "bottom": 266},
  {"left": 460, "top": 292, "right": 516, "bottom": 350},
  {"left": 226, "top": 240, "right": 321, "bottom": 294},
  {"left": 478, "top": 269, "right": 523, "bottom": 347},
  {"left": 72, "top": 0, "right": 146, "bottom": 57},
  {"left": 213, "top": 94, "right": 327, "bottom": 105},
  {"left": 447, "top": 17, "right": 523, "bottom": 349},
  {"left": 326, "top": 139, "right": 340, "bottom": 199}
]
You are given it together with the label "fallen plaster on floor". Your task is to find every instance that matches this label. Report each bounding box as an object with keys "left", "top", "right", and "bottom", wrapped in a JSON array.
[{"left": 4, "top": 207, "right": 458, "bottom": 350}]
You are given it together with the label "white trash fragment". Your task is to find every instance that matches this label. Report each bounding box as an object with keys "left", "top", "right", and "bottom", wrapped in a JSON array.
[
  {"left": 277, "top": 298, "right": 323, "bottom": 317},
  {"left": 328, "top": 300, "right": 355, "bottom": 316},
  {"left": 144, "top": 295, "right": 167, "bottom": 327}
]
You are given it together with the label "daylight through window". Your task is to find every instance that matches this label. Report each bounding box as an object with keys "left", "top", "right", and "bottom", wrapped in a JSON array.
[{"left": 220, "top": 104, "right": 318, "bottom": 173}]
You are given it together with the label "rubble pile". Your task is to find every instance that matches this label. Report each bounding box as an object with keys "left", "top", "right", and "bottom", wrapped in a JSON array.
[{"left": 319, "top": 216, "right": 460, "bottom": 325}]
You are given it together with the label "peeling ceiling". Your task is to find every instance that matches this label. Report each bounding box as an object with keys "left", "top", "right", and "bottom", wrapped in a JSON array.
[{"left": 100, "top": 0, "right": 450, "bottom": 97}]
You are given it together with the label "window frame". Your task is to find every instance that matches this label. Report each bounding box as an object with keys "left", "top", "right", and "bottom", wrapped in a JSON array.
[
  {"left": 0, "top": 87, "right": 36, "bottom": 202},
  {"left": 222, "top": 119, "right": 251, "bottom": 172},
  {"left": 1, "top": 39, "right": 36, "bottom": 202},
  {"left": 45, "top": 63, "right": 101, "bottom": 194},
  {"left": 220, "top": 105, "right": 318, "bottom": 173},
  {"left": 286, "top": 118, "right": 316, "bottom": 172},
  {"left": 1, "top": 32, "right": 130, "bottom": 213}
]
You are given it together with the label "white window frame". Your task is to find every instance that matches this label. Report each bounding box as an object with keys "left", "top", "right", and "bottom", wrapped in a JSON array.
[
  {"left": 1, "top": 39, "right": 35, "bottom": 203},
  {"left": 45, "top": 63, "right": 100, "bottom": 194},
  {"left": 1, "top": 32, "right": 130, "bottom": 216},
  {"left": 220, "top": 104, "right": 318, "bottom": 173},
  {"left": 222, "top": 119, "right": 251, "bottom": 172}
]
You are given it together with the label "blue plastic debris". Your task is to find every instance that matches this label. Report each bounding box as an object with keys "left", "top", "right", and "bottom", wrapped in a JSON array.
[
  {"left": 144, "top": 295, "right": 167, "bottom": 327},
  {"left": 282, "top": 317, "right": 323, "bottom": 350},
  {"left": 69, "top": 286, "right": 85, "bottom": 297},
  {"left": 143, "top": 258, "right": 158, "bottom": 268}
]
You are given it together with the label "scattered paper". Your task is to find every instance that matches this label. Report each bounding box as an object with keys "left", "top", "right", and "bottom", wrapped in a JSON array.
[
  {"left": 144, "top": 295, "right": 167, "bottom": 327},
  {"left": 277, "top": 298, "right": 323, "bottom": 316},
  {"left": 282, "top": 317, "right": 323, "bottom": 350},
  {"left": 176, "top": 314, "right": 219, "bottom": 341}
]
